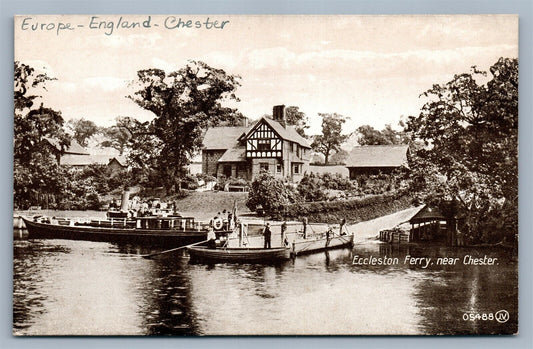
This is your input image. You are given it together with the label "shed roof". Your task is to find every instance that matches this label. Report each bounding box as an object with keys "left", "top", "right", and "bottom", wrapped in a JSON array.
[
  {"left": 345, "top": 145, "right": 409, "bottom": 168},
  {"left": 108, "top": 156, "right": 127, "bottom": 167},
  {"left": 218, "top": 146, "right": 246, "bottom": 162},
  {"left": 202, "top": 126, "right": 248, "bottom": 150},
  {"left": 409, "top": 205, "right": 446, "bottom": 223},
  {"left": 44, "top": 137, "right": 89, "bottom": 155},
  {"left": 60, "top": 154, "right": 124, "bottom": 166}
]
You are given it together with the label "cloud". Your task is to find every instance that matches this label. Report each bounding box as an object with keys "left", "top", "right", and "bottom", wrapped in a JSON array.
[
  {"left": 101, "top": 32, "right": 164, "bottom": 50},
  {"left": 21, "top": 60, "right": 56, "bottom": 77},
  {"left": 83, "top": 76, "right": 127, "bottom": 92},
  {"left": 241, "top": 44, "right": 517, "bottom": 81}
]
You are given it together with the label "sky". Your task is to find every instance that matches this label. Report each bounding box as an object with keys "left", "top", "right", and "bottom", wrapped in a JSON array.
[{"left": 14, "top": 15, "right": 518, "bottom": 136}]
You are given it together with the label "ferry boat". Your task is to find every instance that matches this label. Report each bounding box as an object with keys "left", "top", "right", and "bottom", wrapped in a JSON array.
[
  {"left": 21, "top": 214, "right": 230, "bottom": 247},
  {"left": 187, "top": 245, "right": 291, "bottom": 263}
]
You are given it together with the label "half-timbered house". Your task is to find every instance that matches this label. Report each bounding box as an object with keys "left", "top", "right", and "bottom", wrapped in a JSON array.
[{"left": 202, "top": 105, "right": 311, "bottom": 182}]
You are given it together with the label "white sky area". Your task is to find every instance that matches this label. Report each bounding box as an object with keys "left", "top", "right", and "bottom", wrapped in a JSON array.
[{"left": 14, "top": 15, "right": 518, "bottom": 136}]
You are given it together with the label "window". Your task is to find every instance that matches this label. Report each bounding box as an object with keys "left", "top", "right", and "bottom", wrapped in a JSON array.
[
  {"left": 257, "top": 139, "right": 271, "bottom": 151},
  {"left": 293, "top": 164, "right": 301, "bottom": 175},
  {"left": 276, "top": 164, "right": 282, "bottom": 173},
  {"left": 260, "top": 163, "right": 269, "bottom": 172}
]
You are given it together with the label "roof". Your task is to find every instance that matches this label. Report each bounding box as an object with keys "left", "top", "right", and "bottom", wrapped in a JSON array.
[
  {"left": 202, "top": 127, "right": 248, "bottom": 150},
  {"left": 252, "top": 117, "right": 311, "bottom": 148},
  {"left": 218, "top": 146, "right": 246, "bottom": 162},
  {"left": 60, "top": 154, "right": 126, "bottom": 166},
  {"left": 409, "top": 205, "right": 446, "bottom": 223},
  {"left": 108, "top": 156, "right": 127, "bottom": 167},
  {"left": 44, "top": 137, "right": 89, "bottom": 155},
  {"left": 60, "top": 154, "right": 97, "bottom": 166},
  {"left": 345, "top": 145, "right": 409, "bottom": 168}
]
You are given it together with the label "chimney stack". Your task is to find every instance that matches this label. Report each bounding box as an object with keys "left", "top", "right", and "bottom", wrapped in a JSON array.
[{"left": 273, "top": 105, "right": 286, "bottom": 128}]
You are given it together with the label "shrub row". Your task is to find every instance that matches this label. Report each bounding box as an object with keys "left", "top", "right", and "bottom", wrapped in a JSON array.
[{"left": 273, "top": 189, "right": 414, "bottom": 224}]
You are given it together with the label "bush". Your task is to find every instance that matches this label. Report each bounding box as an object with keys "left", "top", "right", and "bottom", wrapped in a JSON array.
[
  {"left": 246, "top": 172, "right": 301, "bottom": 214},
  {"left": 278, "top": 189, "right": 413, "bottom": 223}
]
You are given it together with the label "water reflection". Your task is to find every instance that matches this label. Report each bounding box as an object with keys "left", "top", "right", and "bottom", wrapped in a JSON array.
[{"left": 13, "top": 237, "right": 518, "bottom": 335}]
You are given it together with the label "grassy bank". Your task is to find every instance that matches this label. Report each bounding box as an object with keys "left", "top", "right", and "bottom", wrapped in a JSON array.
[{"left": 173, "top": 191, "right": 251, "bottom": 221}]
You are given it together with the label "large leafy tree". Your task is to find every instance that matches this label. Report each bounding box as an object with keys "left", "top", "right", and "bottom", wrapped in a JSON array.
[
  {"left": 128, "top": 61, "right": 242, "bottom": 191},
  {"left": 407, "top": 57, "right": 518, "bottom": 243},
  {"left": 67, "top": 118, "right": 100, "bottom": 147},
  {"left": 311, "top": 113, "right": 349, "bottom": 164},
  {"left": 100, "top": 116, "right": 139, "bottom": 155},
  {"left": 14, "top": 61, "right": 70, "bottom": 208},
  {"left": 285, "top": 106, "right": 309, "bottom": 137},
  {"left": 356, "top": 124, "right": 410, "bottom": 145}
]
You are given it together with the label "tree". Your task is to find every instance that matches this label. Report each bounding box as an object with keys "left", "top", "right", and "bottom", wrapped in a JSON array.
[
  {"left": 67, "top": 118, "right": 100, "bottom": 147},
  {"left": 261, "top": 105, "right": 310, "bottom": 137},
  {"left": 311, "top": 113, "right": 349, "bottom": 164},
  {"left": 14, "top": 61, "right": 70, "bottom": 208},
  {"left": 356, "top": 124, "right": 410, "bottom": 145},
  {"left": 100, "top": 116, "right": 137, "bottom": 155},
  {"left": 285, "top": 106, "right": 309, "bottom": 137},
  {"left": 406, "top": 57, "right": 518, "bottom": 243},
  {"left": 128, "top": 61, "right": 242, "bottom": 191}
]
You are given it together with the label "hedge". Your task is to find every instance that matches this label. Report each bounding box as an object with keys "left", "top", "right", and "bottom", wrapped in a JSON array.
[{"left": 272, "top": 189, "right": 414, "bottom": 224}]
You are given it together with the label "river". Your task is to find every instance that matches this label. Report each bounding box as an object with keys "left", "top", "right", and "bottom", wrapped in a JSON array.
[{"left": 13, "top": 229, "right": 518, "bottom": 335}]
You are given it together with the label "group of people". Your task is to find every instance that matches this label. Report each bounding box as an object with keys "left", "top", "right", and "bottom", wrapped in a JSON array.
[
  {"left": 262, "top": 217, "right": 349, "bottom": 249},
  {"left": 211, "top": 209, "right": 237, "bottom": 231},
  {"left": 261, "top": 221, "right": 289, "bottom": 249}
]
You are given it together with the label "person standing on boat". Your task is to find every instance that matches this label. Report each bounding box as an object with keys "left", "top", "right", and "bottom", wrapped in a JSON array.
[
  {"left": 281, "top": 221, "right": 287, "bottom": 247},
  {"left": 302, "top": 217, "right": 308, "bottom": 239},
  {"left": 326, "top": 227, "right": 332, "bottom": 248},
  {"left": 263, "top": 222, "right": 272, "bottom": 249},
  {"left": 339, "top": 218, "right": 347, "bottom": 236}
]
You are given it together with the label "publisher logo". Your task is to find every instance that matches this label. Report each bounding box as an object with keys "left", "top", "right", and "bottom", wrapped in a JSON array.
[{"left": 495, "top": 310, "right": 510, "bottom": 323}]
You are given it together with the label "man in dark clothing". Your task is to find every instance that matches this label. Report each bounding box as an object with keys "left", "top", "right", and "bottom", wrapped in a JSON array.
[
  {"left": 263, "top": 223, "right": 272, "bottom": 249},
  {"left": 302, "top": 217, "right": 308, "bottom": 239},
  {"left": 281, "top": 221, "right": 287, "bottom": 246}
]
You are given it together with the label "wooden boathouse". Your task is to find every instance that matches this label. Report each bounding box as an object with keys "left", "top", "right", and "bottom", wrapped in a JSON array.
[
  {"left": 378, "top": 205, "right": 448, "bottom": 244},
  {"left": 408, "top": 205, "right": 447, "bottom": 243}
]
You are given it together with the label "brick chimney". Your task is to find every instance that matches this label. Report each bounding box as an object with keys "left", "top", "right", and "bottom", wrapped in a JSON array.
[{"left": 273, "top": 105, "right": 286, "bottom": 128}]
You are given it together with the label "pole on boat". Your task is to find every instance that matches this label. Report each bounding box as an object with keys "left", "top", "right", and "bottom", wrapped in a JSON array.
[{"left": 141, "top": 239, "right": 210, "bottom": 259}]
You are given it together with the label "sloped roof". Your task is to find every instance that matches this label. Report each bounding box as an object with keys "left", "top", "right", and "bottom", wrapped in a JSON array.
[
  {"left": 202, "top": 127, "right": 248, "bottom": 150},
  {"left": 218, "top": 146, "right": 246, "bottom": 162},
  {"left": 44, "top": 137, "right": 89, "bottom": 155},
  {"left": 345, "top": 145, "right": 409, "bottom": 168},
  {"left": 60, "top": 154, "right": 125, "bottom": 166},
  {"left": 254, "top": 117, "right": 311, "bottom": 148},
  {"left": 60, "top": 154, "right": 97, "bottom": 166},
  {"left": 409, "top": 205, "right": 446, "bottom": 223},
  {"left": 108, "top": 156, "right": 127, "bottom": 167}
]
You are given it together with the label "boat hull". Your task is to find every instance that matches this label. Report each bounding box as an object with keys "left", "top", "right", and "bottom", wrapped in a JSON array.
[
  {"left": 22, "top": 217, "right": 208, "bottom": 247},
  {"left": 187, "top": 246, "right": 291, "bottom": 263},
  {"left": 291, "top": 234, "right": 354, "bottom": 256}
]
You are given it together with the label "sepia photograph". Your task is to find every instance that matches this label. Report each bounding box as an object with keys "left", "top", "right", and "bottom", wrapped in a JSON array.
[{"left": 13, "top": 14, "right": 518, "bottom": 336}]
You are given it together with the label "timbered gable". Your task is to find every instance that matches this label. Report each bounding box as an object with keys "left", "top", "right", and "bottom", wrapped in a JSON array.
[{"left": 245, "top": 121, "right": 283, "bottom": 158}]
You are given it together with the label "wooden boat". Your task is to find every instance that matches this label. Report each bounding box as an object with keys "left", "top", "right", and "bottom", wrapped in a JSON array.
[
  {"left": 187, "top": 245, "right": 291, "bottom": 263},
  {"left": 291, "top": 233, "right": 354, "bottom": 256},
  {"left": 21, "top": 215, "right": 226, "bottom": 247}
]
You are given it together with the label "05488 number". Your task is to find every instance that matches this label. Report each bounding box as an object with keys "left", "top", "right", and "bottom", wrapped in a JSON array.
[{"left": 463, "top": 313, "right": 494, "bottom": 321}]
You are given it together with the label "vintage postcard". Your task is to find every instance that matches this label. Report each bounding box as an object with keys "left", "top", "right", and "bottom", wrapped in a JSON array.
[{"left": 13, "top": 15, "right": 518, "bottom": 335}]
